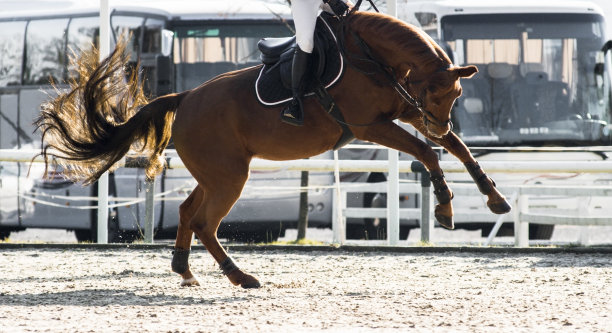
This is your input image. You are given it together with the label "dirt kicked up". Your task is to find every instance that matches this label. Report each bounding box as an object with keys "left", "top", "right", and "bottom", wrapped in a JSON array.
[{"left": 0, "top": 246, "right": 610, "bottom": 332}]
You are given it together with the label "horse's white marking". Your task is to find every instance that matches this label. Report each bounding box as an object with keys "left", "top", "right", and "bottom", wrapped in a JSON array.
[{"left": 180, "top": 276, "right": 200, "bottom": 287}]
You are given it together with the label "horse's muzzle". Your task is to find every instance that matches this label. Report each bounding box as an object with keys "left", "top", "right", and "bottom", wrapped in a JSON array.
[{"left": 425, "top": 119, "right": 452, "bottom": 138}]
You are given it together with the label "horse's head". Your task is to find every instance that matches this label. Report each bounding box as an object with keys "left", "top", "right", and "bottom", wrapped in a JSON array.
[
  {"left": 344, "top": 12, "right": 479, "bottom": 138},
  {"left": 407, "top": 65, "right": 478, "bottom": 138}
]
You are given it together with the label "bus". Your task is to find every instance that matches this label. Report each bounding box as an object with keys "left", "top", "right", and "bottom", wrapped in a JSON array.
[
  {"left": 398, "top": 0, "right": 612, "bottom": 238},
  {"left": 0, "top": 0, "right": 345, "bottom": 242}
]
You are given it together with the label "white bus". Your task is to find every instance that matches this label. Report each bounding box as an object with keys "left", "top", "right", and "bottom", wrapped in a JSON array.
[
  {"left": 0, "top": 0, "right": 344, "bottom": 242},
  {"left": 398, "top": 0, "right": 612, "bottom": 238}
]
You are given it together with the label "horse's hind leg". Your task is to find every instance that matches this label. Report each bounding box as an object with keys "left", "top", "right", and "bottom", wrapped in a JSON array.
[
  {"left": 172, "top": 185, "right": 203, "bottom": 286},
  {"left": 188, "top": 165, "right": 260, "bottom": 289}
]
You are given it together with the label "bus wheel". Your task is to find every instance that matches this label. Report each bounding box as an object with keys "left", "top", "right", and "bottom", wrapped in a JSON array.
[
  {"left": 79, "top": 218, "right": 139, "bottom": 243},
  {"left": 346, "top": 224, "right": 366, "bottom": 239},
  {"left": 220, "top": 223, "right": 281, "bottom": 244},
  {"left": 364, "top": 192, "right": 387, "bottom": 240},
  {"left": 400, "top": 226, "right": 411, "bottom": 240},
  {"left": 74, "top": 229, "right": 93, "bottom": 242},
  {"left": 529, "top": 224, "right": 554, "bottom": 240},
  {"left": 0, "top": 229, "right": 11, "bottom": 241}
]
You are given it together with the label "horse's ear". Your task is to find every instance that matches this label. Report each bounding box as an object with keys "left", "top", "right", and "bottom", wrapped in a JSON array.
[{"left": 452, "top": 65, "right": 478, "bottom": 79}]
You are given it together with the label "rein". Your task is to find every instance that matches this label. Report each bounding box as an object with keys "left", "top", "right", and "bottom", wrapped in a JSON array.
[{"left": 332, "top": 10, "right": 453, "bottom": 130}]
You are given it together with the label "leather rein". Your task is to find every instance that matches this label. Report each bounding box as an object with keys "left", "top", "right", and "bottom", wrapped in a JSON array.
[{"left": 331, "top": 8, "right": 453, "bottom": 130}]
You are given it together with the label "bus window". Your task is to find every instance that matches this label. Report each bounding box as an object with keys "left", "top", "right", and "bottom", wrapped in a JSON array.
[
  {"left": 414, "top": 12, "right": 438, "bottom": 39},
  {"left": 112, "top": 16, "right": 144, "bottom": 60},
  {"left": 173, "top": 23, "right": 292, "bottom": 91},
  {"left": 24, "top": 18, "right": 69, "bottom": 85},
  {"left": 462, "top": 39, "right": 520, "bottom": 65},
  {"left": 174, "top": 24, "right": 292, "bottom": 64},
  {"left": 67, "top": 16, "right": 99, "bottom": 79},
  {"left": 443, "top": 13, "right": 611, "bottom": 145},
  {"left": 143, "top": 18, "right": 165, "bottom": 54},
  {"left": 0, "top": 21, "right": 26, "bottom": 87}
]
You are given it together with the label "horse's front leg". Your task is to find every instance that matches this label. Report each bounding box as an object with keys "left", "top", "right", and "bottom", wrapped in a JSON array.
[
  {"left": 424, "top": 130, "right": 511, "bottom": 215},
  {"left": 358, "top": 122, "right": 455, "bottom": 229}
]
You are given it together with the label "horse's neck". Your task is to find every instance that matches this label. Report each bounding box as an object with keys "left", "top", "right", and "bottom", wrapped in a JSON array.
[{"left": 350, "top": 12, "right": 445, "bottom": 77}]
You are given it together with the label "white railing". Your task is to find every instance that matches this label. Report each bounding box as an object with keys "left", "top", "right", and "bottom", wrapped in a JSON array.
[
  {"left": 2, "top": 148, "right": 612, "bottom": 247},
  {"left": 512, "top": 185, "right": 612, "bottom": 247}
]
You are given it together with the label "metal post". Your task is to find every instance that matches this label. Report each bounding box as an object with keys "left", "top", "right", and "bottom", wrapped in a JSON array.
[
  {"left": 96, "top": 0, "right": 110, "bottom": 244},
  {"left": 332, "top": 150, "right": 345, "bottom": 244},
  {"left": 387, "top": 147, "right": 400, "bottom": 245},
  {"left": 296, "top": 169, "right": 309, "bottom": 241},
  {"left": 144, "top": 178, "right": 156, "bottom": 243},
  {"left": 420, "top": 171, "right": 432, "bottom": 243}
]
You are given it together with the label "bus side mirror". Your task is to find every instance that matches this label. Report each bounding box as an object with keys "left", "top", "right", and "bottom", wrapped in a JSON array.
[
  {"left": 594, "top": 40, "right": 612, "bottom": 99},
  {"left": 161, "top": 29, "right": 174, "bottom": 57}
]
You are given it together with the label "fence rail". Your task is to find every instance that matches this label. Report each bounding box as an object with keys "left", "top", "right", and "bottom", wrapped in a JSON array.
[
  {"left": 2, "top": 148, "right": 612, "bottom": 247},
  {"left": 512, "top": 185, "right": 612, "bottom": 246},
  {"left": 5, "top": 149, "right": 612, "bottom": 173}
]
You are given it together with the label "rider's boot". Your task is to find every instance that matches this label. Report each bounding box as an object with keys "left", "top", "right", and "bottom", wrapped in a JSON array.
[{"left": 281, "top": 47, "right": 310, "bottom": 126}]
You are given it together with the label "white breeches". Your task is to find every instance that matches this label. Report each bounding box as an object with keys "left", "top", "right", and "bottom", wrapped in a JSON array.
[{"left": 291, "top": 0, "right": 323, "bottom": 53}]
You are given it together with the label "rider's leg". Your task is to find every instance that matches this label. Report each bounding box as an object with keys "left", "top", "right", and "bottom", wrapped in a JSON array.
[
  {"left": 281, "top": 0, "right": 321, "bottom": 126},
  {"left": 280, "top": 48, "right": 310, "bottom": 126},
  {"left": 292, "top": 0, "right": 321, "bottom": 54}
]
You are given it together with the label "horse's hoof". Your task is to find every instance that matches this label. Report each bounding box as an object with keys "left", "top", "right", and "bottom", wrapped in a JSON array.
[
  {"left": 228, "top": 270, "right": 261, "bottom": 289},
  {"left": 240, "top": 276, "right": 261, "bottom": 289},
  {"left": 434, "top": 204, "right": 454, "bottom": 229},
  {"left": 434, "top": 213, "right": 454, "bottom": 230},
  {"left": 237, "top": 273, "right": 261, "bottom": 289},
  {"left": 488, "top": 199, "right": 512, "bottom": 214},
  {"left": 180, "top": 276, "right": 200, "bottom": 287}
]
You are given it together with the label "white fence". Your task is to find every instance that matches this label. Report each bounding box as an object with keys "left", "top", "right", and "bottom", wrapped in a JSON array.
[
  {"left": 512, "top": 185, "right": 612, "bottom": 246},
  {"left": 2, "top": 148, "right": 612, "bottom": 247}
]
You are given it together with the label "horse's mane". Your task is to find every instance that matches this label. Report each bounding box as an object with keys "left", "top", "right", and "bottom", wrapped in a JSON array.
[{"left": 348, "top": 11, "right": 451, "bottom": 73}]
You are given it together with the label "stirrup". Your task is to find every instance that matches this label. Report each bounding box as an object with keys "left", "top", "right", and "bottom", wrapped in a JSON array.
[{"left": 280, "top": 101, "right": 304, "bottom": 126}]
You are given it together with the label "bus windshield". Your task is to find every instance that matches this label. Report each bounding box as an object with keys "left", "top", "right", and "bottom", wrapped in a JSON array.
[
  {"left": 442, "top": 13, "right": 612, "bottom": 146},
  {"left": 173, "top": 22, "right": 293, "bottom": 91}
]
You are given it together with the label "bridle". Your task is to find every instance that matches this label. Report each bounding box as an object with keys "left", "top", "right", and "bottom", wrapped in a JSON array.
[
  {"left": 332, "top": 7, "right": 454, "bottom": 130},
  {"left": 390, "top": 69, "right": 454, "bottom": 130}
]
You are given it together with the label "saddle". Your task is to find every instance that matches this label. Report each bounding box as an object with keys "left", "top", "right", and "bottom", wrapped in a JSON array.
[{"left": 255, "top": 13, "right": 344, "bottom": 106}]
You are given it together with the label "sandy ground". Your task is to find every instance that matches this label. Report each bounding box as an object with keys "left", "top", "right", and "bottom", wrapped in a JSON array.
[{"left": 0, "top": 247, "right": 610, "bottom": 332}]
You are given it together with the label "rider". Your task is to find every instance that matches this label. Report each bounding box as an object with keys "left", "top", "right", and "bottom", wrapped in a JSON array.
[{"left": 280, "top": 0, "right": 351, "bottom": 126}]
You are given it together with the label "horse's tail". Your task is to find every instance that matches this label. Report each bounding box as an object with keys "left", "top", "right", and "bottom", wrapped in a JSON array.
[{"left": 36, "top": 39, "right": 187, "bottom": 185}]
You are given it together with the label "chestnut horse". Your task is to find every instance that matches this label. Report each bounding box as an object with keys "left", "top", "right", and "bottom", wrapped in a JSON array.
[{"left": 37, "top": 11, "right": 510, "bottom": 288}]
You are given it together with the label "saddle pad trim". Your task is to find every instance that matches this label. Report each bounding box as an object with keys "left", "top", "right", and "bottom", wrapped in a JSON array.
[{"left": 255, "top": 17, "right": 344, "bottom": 106}]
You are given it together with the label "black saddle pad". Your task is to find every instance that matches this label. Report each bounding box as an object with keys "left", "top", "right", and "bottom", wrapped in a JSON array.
[{"left": 255, "top": 15, "right": 344, "bottom": 106}]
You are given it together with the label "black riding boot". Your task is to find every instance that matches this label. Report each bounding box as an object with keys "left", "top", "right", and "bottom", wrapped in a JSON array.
[{"left": 281, "top": 47, "right": 310, "bottom": 126}]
